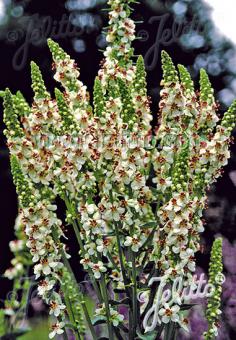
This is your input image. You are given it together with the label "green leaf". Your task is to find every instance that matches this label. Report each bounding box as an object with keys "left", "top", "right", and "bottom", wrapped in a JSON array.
[
  {"left": 118, "top": 324, "right": 129, "bottom": 333},
  {"left": 140, "top": 221, "right": 156, "bottom": 229},
  {"left": 109, "top": 297, "right": 130, "bottom": 306},
  {"left": 114, "top": 288, "right": 126, "bottom": 293},
  {"left": 180, "top": 303, "right": 198, "bottom": 310},
  {"left": 163, "top": 322, "right": 178, "bottom": 340},
  {"left": 5, "top": 328, "right": 31, "bottom": 338},
  {"left": 92, "top": 315, "right": 107, "bottom": 326},
  {"left": 137, "top": 330, "right": 158, "bottom": 340}
]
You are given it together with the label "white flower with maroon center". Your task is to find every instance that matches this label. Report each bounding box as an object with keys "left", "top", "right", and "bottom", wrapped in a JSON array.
[
  {"left": 114, "top": 167, "right": 134, "bottom": 185},
  {"left": 178, "top": 316, "right": 189, "bottom": 332},
  {"left": 96, "top": 237, "right": 113, "bottom": 255},
  {"left": 30, "top": 243, "right": 47, "bottom": 263},
  {"left": 25, "top": 222, "right": 49, "bottom": 239},
  {"left": 165, "top": 193, "right": 188, "bottom": 213},
  {"left": 84, "top": 242, "right": 96, "bottom": 256},
  {"left": 34, "top": 257, "right": 62, "bottom": 279},
  {"left": 83, "top": 212, "right": 105, "bottom": 234},
  {"left": 80, "top": 255, "right": 92, "bottom": 270},
  {"left": 109, "top": 6, "right": 126, "bottom": 20},
  {"left": 171, "top": 217, "right": 190, "bottom": 235},
  {"left": 124, "top": 234, "right": 142, "bottom": 252},
  {"left": 167, "top": 234, "right": 188, "bottom": 253},
  {"left": 153, "top": 176, "right": 172, "bottom": 192},
  {"left": 79, "top": 203, "right": 97, "bottom": 222},
  {"left": 49, "top": 299, "right": 66, "bottom": 317},
  {"left": 131, "top": 172, "right": 145, "bottom": 191},
  {"left": 38, "top": 278, "right": 55, "bottom": 297},
  {"left": 90, "top": 261, "right": 107, "bottom": 279},
  {"left": 104, "top": 202, "right": 125, "bottom": 222},
  {"left": 159, "top": 303, "right": 180, "bottom": 323},
  {"left": 49, "top": 321, "right": 65, "bottom": 339},
  {"left": 179, "top": 248, "right": 196, "bottom": 271},
  {"left": 9, "top": 240, "right": 24, "bottom": 252}
]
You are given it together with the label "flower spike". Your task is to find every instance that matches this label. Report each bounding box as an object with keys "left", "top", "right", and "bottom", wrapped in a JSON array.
[
  {"left": 3, "top": 88, "right": 24, "bottom": 138},
  {"left": 55, "top": 88, "right": 77, "bottom": 132},
  {"left": 47, "top": 38, "right": 68, "bottom": 61},
  {"left": 220, "top": 99, "right": 236, "bottom": 132},
  {"left": 93, "top": 77, "right": 105, "bottom": 117},
  {"left": 161, "top": 50, "right": 179, "bottom": 85},
  {"left": 178, "top": 64, "right": 194, "bottom": 95},
  {"left": 13, "top": 91, "right": 31, "bottom": 117},
  {"left": 134, "top": 55, "right": 147, "bottom": 96},
  {"left": 204, "top": 238, "right": 223, "bottom": 340},
  {"left": 10, "top": 155, "right": 35, "bottom": 208},
  {"left": 31, "top": 61, "right": 50, "bottom": 100},
  {"left": 200, "top": 69, "right": 215, "bottom": 105}
]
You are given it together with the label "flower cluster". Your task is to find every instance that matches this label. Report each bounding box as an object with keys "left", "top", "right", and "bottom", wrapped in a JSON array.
[
  {"left": 204, "top": 238, "right": 223, "bottom": 339},
  {"left": 9, "top": 156, "right": 68, "bottom": 335},
  {"left": 4, "top": 212, "right": 29, "bottom": 281}
]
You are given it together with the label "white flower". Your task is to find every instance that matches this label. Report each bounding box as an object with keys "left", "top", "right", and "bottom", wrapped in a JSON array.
[
  {"left": 80, "top": 255, "right": 92, "bottom": 269},
  {"left": 110, "top": 308, "right": 125, "bottom": 326},
  {"left": 83, "top": 212, "right": 105, "bottom": 234},
  {"left": 49, "top": 300, "right": 66, "bottom": 317},
  {"left": 104, "top": 46, "right": 113, "bottom": 58},
  {"left": 165, "top": 193, "right": 187, "bottom": 213},
  {"left": 180, "top": 248, "right": 196, "bottom": 271},
  {"left": 49, "top": 321, "right": 65, "bottom": 339},
  {"left": 104, "top": 202, "right": 125, "bottom": 222},
  {"left": 96, "top": 238, "right": 112, "bottom": 255},
  {"left": 28, "top": 242, "right": 46, "bottom": 262},
  {"left": 84, "top": 242, "right": 96, "bottom": 256},
  {"left": 124, "top": 235, "right": 142, "bottom": 252},
  {"left": 9, "top": 240, "right": 24, "bottom": 252},
  {"left": 159, "top": 303, "right": 180, "bottom": 323},
  {"left": 178, "top": 316, "right": 189, "bottom": 332},
  {"left": 34, "top": 257, "right": 62, "bottom": 279},
  {"left": 4, "top": 266, "right": 22, "bottom": 280},
  {"left": 90, "top": 261, "right": 107, "bottom": 279},
  {"left": 172, "top": 217, "right": 190, "bottom": 235},
  {"left": 153, "top": 176, "right": 172, "bottom": 191},
  {"left": 38, "top": 278, "right": 55, "bottom": 296},
  {"left": 131, "top": 172, "right": 145, "bottom": 191},
  {"left": 114, "top": 167, "right": 134, "bottom": 185},
  {"left": 80, "top": 203, "right": 97, "bottom": 218}
]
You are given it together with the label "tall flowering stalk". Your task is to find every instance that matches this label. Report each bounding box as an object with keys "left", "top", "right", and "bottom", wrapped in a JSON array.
[
  {"left": 204, "top": 238, "right": 223, "bottom": 340},
  {"left": 1, "top": 0, "right": 235, "bottom": 339}
]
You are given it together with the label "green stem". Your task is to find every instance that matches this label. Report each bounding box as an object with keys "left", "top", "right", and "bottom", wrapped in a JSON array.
[
  {"left": 64, "top": 197, "right": 103, "bottom": 302},
  {"left": 73, "top": 219, "right": 103, "bottom": 302},
  {"left": 64, "top": 293, "right": 80, "bottom": 340},
  {"left": 114, "top": 222, "right": 131, "bottom": 296},
  {"left": 63, "top": 330, "right": 69, "bottom": 340},
  {"left": 100, "top": 275, "right": 114, "bottom": 339},
  {"left": 131, "top": 252, "right": 138, "bottom": 339},
  {"left": 107, "top": 251, "right": 120, "bottom": 271},
  {"left": 139, "top": 228, "right": 156, "bottom": 252},
  {"left": 62, "top": 262, "right": 97, "bottom": 340},
  {"left": 81, "top": 302, "right": 97, "bottom": 340},
  {"left": 163, "top": 322, "right": 177, "bottom": 340},
  {"left": 60, "top": 253, "right": 82, "bottom": 340},
  {"left": 141, "top": 269, "right": 158, "bottom": 320},
  {"left": 51, "top": 228, "right": 82, "bottom": 338}
]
